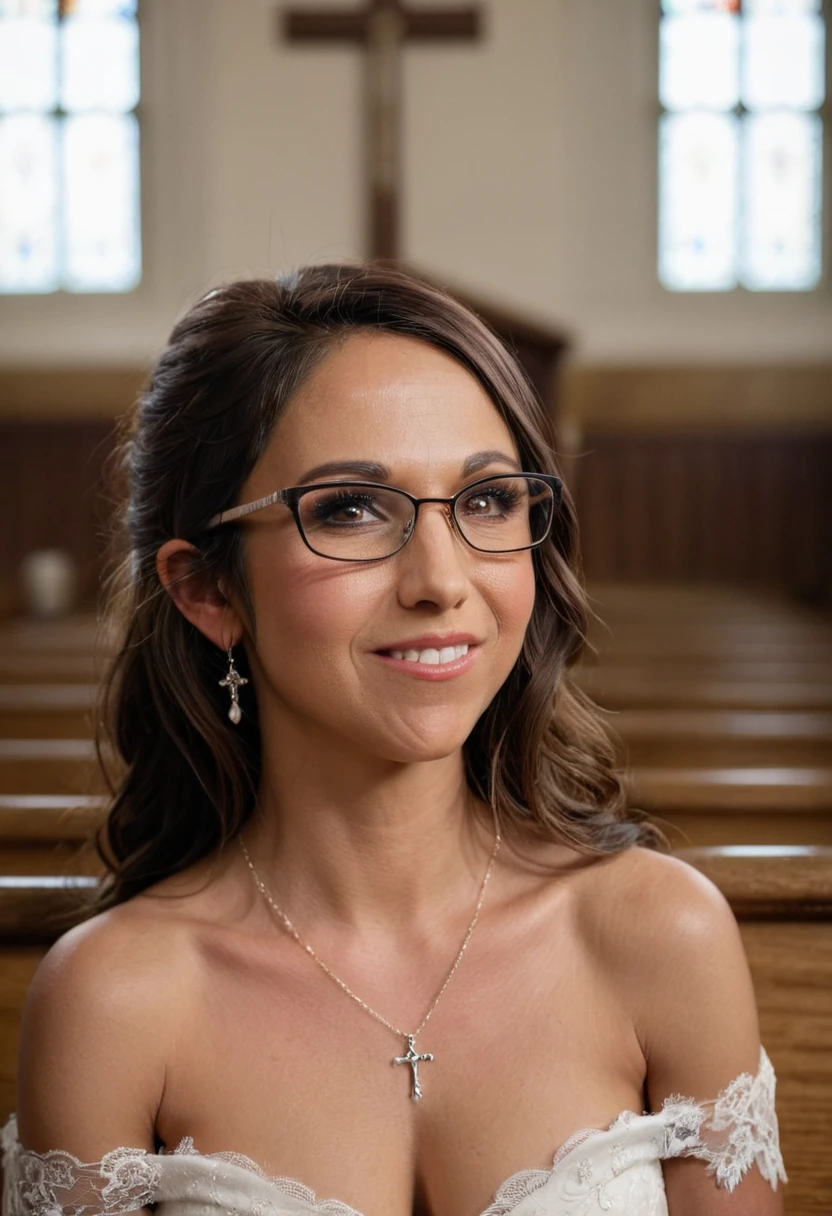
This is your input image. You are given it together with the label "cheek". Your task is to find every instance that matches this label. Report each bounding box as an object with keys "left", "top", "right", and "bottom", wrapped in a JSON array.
[
  {"left": 243, "top": 541, "right": 380, "bottom": 657},
  {"left": 487, "top": 558, "right": 537, "bottom": 643}
]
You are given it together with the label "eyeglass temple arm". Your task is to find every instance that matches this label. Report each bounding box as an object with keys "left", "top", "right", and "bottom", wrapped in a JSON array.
[
  {"left": 207, "top": 490, "right": 288, "bottom": 529},
  {"left": 207, "top": 474, "right": 563, "bottom": 530}
]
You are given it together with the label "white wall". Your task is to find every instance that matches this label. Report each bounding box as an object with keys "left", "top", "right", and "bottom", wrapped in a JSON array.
[{"left": 0, "top": 0, "right": 829, "bottom": 367}]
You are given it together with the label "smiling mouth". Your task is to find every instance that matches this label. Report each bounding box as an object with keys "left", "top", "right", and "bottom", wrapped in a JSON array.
[{"left": 381, "top": 643, "right": 471, "bottom": 665}]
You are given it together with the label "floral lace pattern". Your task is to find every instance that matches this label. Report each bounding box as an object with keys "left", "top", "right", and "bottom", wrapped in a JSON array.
[
  {"left": 660, "top": 1045, "right": 787, "bottom": 1191},
  {"left": 1, "top": 1047, "right": 787, "bottom": 1216},
  {"left": 0, "top": 1117, "right": 161, "bottom": 1215}
]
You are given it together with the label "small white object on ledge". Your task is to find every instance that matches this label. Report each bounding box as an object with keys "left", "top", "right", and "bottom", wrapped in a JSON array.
[{"left": 19, "top": 549, "right": 78, "bottom": 619}]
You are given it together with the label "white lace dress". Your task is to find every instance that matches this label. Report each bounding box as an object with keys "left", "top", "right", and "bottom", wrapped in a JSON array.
[{"left": 1, "top": 1046, "right": 787, "bottom": 1216}]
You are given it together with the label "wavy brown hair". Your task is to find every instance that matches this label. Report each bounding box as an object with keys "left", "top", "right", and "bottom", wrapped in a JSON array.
[{"left": 87, "top": 263, "right": 663, "bottom": 912}]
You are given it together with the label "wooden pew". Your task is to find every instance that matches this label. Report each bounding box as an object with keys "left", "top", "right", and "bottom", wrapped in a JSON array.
[
  {"left": 587, "top": 580, "right": 832, "bottom": 628},
  {"left": 0, "top": 653, "right": 103, "bottom": 683},
  {"left": 576, "top": 665, "right": 832, "bottom": 711},
  {"left": 0, "top": 739, "right": 106, "bottom": 795},
  {"left": 1, "top": 751, "right": 830, "bottom": 860},
  {"left": 585, "top": 584, "right": 832, "bottom": 666},
  {"left": 0, "top": 849, "right": 828, "bottom": 1213},
  {"left": 7, "top": 670, "right": 832, "bottom": 744},
  {"left": 616, "top": 709, "right": 832, "bottom": 769},
  {"left": 631, "top": 768, "right": 832, "bottom": 847},
  {"left": 3, "top": 772, "right": 832, "bottom": 877},
  {"left": 0, "top": 686, "right": 96, "bottom": 738},
  {"left": 4, "top": 707, "right": 831, "bottom": 792},
  {"left": 0, "top": 796, "right": 105, "bottom": 875},
  {"left": 581, "top": 659, "right": 832, "bottom": 683},
  {"left": 677, "top": 846, "right": 832, "bottom": 1214},
  {"left": 3, "top": 767, "right": 830, "bottom": 869},
  {"left": 0, "top": 616, "right": 105, "bottom": 656},
  {"left": 0, "top": 615, "right": 111, "bottom": 684},
  {"left": 581, "top": 588, "right": 832, "bottom": 713}
]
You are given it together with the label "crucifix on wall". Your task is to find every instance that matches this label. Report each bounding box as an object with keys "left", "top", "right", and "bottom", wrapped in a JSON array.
[{"left": 280, "top": 0, "right": 483, "bottom": 262}]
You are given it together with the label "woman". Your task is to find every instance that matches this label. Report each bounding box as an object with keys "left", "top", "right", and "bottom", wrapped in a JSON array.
[{"left": 2, "top": 265, "right": 786, "bottom": 1216}]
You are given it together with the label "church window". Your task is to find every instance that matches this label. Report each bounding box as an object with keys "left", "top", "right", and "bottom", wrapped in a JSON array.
[
  {"left": 658, "top": 0, "right": 825, "bottom": 291},
  {"left": 0, "top": 0, "right": 140, "bottom": 294}
]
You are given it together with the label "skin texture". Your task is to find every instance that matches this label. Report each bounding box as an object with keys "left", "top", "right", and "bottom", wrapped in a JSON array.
[{"left": 16, "top": 334, "right": 783, "bottom": 1216}]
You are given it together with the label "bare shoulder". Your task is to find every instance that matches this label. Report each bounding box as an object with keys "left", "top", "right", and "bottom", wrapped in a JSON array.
[
  {"left": 16, "top": 892, "right": 201, "bottom": 1155},
  {"left": 27, "top": 887, "right": 203, "bottom": 1013},
  {"left": 573, "top": 844, "right": 742, "bottom": 963},
  {"left": 573, "top": 846, "right": 761, "bottom": 1097},
  {"left": 570, "top": 845, "right": 754, "bottom": 1034}
]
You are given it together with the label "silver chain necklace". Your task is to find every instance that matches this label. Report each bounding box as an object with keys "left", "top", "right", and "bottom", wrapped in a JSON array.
[{"left": 239, "top": 806, "right": 501, "bottom": 1102}]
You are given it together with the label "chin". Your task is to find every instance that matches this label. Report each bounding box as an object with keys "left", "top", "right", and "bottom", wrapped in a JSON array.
[{"left": 372, "top": 728, "right": 474, "bottom": 765}]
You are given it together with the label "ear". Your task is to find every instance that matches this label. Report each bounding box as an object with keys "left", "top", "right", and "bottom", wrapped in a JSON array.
[{"left": 156, "top": 539, "right": 244, "bottom": 651}]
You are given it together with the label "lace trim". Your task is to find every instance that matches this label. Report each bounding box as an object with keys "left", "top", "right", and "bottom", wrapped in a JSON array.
[
  {"left": 0, "top": 1118, "right": 361, "bottom": 1216},
  {"left": 660, "top": 1046, "right": 788, "bottom": 1192},
  {"left": 1, "top": 1117, "right": 161, "bottom": 1216}
]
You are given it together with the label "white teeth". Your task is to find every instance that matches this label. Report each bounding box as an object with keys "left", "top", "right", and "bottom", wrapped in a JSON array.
[{"left": 388, "top": 643, "right": 470, "bottom": 664}]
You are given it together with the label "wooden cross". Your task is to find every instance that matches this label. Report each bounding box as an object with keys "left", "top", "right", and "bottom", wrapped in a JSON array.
[
  {"left": 281, "top": 0, "right": 482, "bottom": 262},
  {"left": 393, "top": 1034, "right": 435, "bottom": 1101}
]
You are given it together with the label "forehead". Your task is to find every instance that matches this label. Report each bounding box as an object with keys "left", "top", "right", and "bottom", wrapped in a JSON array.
[{"left": 263, "top": 331, "right": 518, "bottom": 482}]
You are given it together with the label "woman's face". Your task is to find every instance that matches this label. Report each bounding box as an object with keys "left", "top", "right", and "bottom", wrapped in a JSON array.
[{"left": 235, "top": 331, "right": 537, "bottom": 764}]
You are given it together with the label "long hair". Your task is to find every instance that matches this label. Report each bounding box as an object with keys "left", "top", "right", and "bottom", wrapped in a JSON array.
[{"left": 89, "top": 263, "right": 663, "bottom": 912}]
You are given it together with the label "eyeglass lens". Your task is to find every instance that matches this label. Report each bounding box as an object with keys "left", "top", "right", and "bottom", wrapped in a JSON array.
[{"left": 297, "top": 475, "right": 555, "bottom": 560}]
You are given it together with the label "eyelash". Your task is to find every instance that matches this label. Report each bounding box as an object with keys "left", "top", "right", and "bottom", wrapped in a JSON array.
[{"left": 309, "top": 485, "right": 524, "bottom": 524}]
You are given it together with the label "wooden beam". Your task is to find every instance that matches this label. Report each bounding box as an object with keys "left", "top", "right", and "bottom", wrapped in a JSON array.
[{"left": 283, "top": 8, "right": 480, "bottom": 42}]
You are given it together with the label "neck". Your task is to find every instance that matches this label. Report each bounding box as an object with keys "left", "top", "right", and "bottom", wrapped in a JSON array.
[{"left": 241, "top": 733, "right": 499, "bottom": 943}]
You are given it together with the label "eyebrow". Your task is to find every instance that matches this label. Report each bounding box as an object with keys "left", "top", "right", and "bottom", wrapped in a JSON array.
[{"left": 297, "top": 449, "right": 522, "bottom": 485}]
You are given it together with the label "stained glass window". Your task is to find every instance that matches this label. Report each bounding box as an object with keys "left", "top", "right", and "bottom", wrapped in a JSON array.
[
  {"left": 0, "top": 0, "right": 140, "bottom": 293},
  {"left": 659, "top": 0, "right": 825, "bottom": 291}
]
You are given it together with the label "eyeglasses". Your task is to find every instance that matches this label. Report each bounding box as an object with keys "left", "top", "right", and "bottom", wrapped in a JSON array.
[{"left": 207, "top": 473, "right": 563, "bottom": 563}]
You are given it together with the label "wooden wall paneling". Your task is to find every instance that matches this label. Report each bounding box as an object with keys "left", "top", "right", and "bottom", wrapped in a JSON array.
[
  {"left": 573, "top": 432, "right": 832, "bottom": 596},
  {"left": 1, "top": 365, "right": 831, "bottom": 602},
  {"left": 0, "top": 421, "right": 116, "bottom": 609}
]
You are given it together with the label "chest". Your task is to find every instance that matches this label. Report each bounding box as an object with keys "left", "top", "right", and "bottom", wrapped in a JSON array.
[{"left": 154, "top": 892, "right": 646, "bottom": 1216}]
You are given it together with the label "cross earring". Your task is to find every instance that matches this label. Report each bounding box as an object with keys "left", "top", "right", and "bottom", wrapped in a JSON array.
[{"left": 219, "top": 646, "right": 248, "bottom": 725}]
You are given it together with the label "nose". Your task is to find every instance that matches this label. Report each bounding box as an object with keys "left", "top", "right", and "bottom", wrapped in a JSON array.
[{"left": 394, "top": 501, "right": 470, "bottom": 607}]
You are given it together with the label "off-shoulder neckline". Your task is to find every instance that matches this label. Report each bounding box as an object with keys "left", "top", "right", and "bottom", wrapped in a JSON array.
[
  {"left": 163, "top": 1110, "right": 661, "bottom": 1216},
  {"left": 1, "top": 1046, "right": 775, "bottom": 1216},
  {"left": 1, "top": 1108, "right": 661, "bottom": 1216}
]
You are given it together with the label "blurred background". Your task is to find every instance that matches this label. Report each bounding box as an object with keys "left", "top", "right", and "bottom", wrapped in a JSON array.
[
  {"left": 0, "top": 2, "right": 830, "bottom": 1211},
  {"left": 0, "top": 0, "right": 829, "bottom": 604}
]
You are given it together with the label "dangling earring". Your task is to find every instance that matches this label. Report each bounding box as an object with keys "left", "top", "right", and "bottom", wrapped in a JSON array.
[{"left": 219, "top": 646, "right": 248, "bottom": 725}]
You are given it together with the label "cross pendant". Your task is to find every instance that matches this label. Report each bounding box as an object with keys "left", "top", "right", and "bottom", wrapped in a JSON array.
[
  {"left": 393, "top": 1034, "right": 434, "bottom": 1101},
  {"left": 219, "top": 656, "right": 249, "bottom": 724},
  {"left": 219, "top": 666, "right": 248, "bottom": 698}
]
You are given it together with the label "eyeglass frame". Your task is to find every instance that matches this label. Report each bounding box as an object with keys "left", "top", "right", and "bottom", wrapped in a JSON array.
[{"left": 205, "top": 472, "right": 563, "bottom": 563}]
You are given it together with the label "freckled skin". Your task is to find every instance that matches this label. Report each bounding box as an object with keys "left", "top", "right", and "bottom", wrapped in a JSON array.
[{"left": 236, "top": 331, "right": 537, "bottom": 770}]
